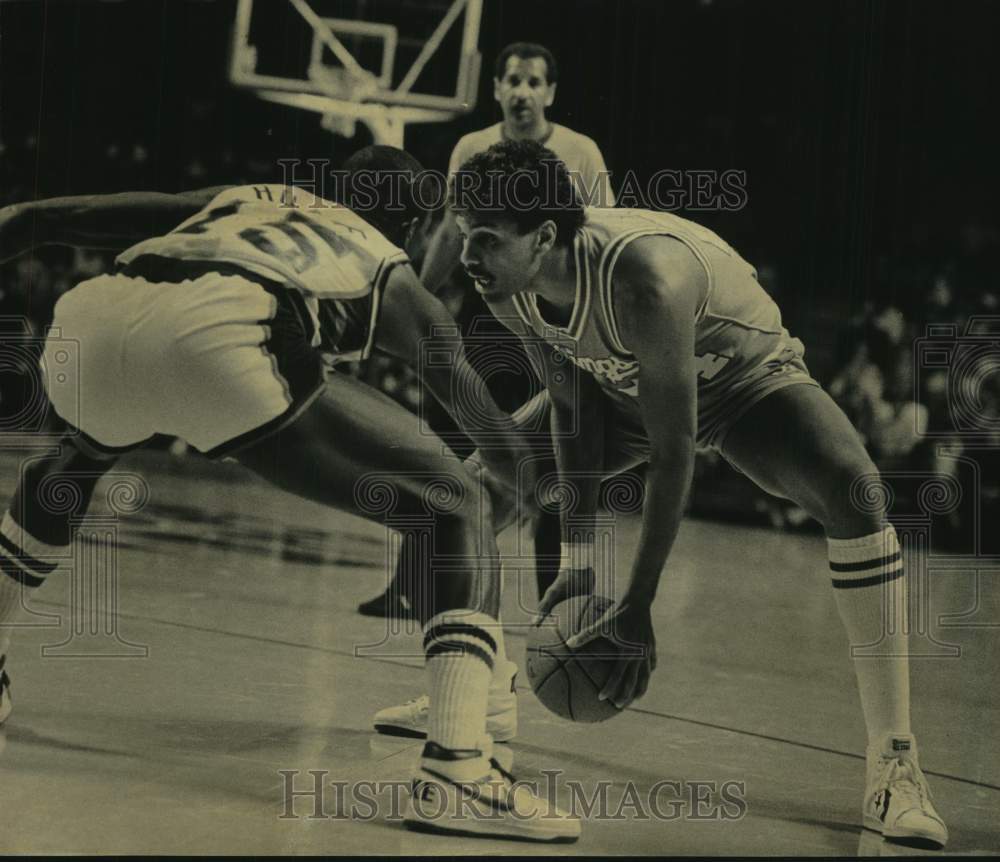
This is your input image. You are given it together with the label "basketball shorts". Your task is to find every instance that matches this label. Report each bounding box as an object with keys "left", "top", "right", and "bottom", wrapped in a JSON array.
[
  {"left": 697, "top": 337, "right": 820, "bottom": 453},
  {"left": 510, "top": 344, "right": 820, "bottom": 468},
  {"left": 42, "top": 256, "right": 327, "bottom": 460}
]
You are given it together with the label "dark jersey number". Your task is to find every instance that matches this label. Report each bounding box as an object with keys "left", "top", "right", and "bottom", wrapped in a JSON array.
[{"left": 174, "top": 195, "right": 366, "bottom": 275}]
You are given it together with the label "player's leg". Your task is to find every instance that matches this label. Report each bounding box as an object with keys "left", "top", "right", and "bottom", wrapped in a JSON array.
[
  {"left": 372, "top": 390, "right": 560, "bottom": 742},
  {"left": 720, "top": 382, "right": 947, "bottom": 847},
  {"left": 511, "top": 392, "right": 563, "bottom": 600},
  {"left": 233, "top": 373, "right": 501, "bottom": 617},
  {"left": 532, "top": 512, "right": 561, "bottom": 597},
  {"left": 1, "top": 275, "right": 145, "bottom": 728},
  {"left": 171, "top": 282, "right": 509, "bottom": 776},
  {"left": 372, "top": 389, "right": 647, "bottom": 745},
  {"left": 102, "top": 258, "right": 575, "bottom": 840},
  {"left": 29, "top": 266, "right": 506, "bottom": 758},
  {"left": 0, "top": 440, "right": 119, "bottom": 726},
  {"left": 133, "top": 263, "right": 510, "bottom": 765},
  {"left": 2, "top": 269, "right": 189, "bottom": 698},
  {"left": 233, "top": 371, "right": 577, "bottom": 840}
]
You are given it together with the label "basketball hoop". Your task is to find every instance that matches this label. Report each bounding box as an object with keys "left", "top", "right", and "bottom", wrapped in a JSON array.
[
  {"left": 311, "top": 64, "right": 382, "bottom": 140},
  {"left": 231, "top": 0, "right": 483, "bottom": 147},
  {"left": 309, "top": 64, "right": 379, "bottom": 103}
]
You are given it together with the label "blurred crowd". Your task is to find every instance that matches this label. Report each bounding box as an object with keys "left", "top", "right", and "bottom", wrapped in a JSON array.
[
  {"left": 3, "top": 132, "right": 1000, "bottom": 548},
  {"left": 729, "top": 237, "right": 1000, "bottom": 548}
]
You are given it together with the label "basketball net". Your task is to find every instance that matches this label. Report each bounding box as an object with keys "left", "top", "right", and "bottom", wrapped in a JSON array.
[{"left": 310, "top": 65, "right": 380, "bottom": 139}]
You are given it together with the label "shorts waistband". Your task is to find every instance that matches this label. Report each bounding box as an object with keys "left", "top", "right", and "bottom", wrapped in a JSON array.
[
  {"left": 115, "top": 254, "right": 316, "bottom": 344},
  {"left": 115, "top": 254, "right": 286, "bottom": 293}
]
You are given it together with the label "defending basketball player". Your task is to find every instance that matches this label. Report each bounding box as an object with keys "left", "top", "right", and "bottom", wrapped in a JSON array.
[
  {"left": 386, "top": 140, "right": 950, "bottom": 849},
  {"left": 0, "top": 147, "right": 579, "bottom": 842}
]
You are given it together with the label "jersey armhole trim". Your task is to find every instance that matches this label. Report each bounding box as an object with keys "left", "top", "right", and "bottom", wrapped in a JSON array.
[
  {"left": 360, "top": 252, "right": 409, "bottom": 361},
  {"left": 600, "top": 229, "right": 714, "bottom": 356}
]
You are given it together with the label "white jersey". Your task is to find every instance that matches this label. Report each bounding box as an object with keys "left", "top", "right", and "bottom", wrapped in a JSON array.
[
  {"left": 510, "top": 208, "right": 811, "bottom": 449},
  {"left": 449, "top": 124, "right": 616, "bottom": 207},
  {"left": 117, "top": 184, "right": 410, "bottom": 362},
  {"left": 118, "top": 184, "right": 408, "bottom": 299}
]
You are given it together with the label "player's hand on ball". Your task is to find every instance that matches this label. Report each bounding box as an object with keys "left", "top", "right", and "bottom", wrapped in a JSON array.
[
  {"left": 533, "top": 566, "right": 596, "bottom": 623},
  {"left": 565, "top": 598, "right": 657, "bottom": 708}
]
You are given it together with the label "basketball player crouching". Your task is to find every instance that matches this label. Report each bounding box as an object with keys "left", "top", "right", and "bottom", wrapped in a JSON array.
[
  {"left": 0, "top": 147, "right": 580, "bottom": 842},
  {"left": 380, "top": 139, "right": 950, "bottom": 849}
]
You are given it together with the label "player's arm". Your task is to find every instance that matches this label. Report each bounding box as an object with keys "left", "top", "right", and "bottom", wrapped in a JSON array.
[
  {"left": 537, "top": 328, "right": 611, "bottom": 606},
  {"left": 611, "top": 236, "right": 701, "bottom": 605},
  {"left": 374, "top": 264, "right": 532, "bottom": 492},
  {"left": 418, "top": 211, "right": 464, "bottom": 296},
  {"left": 567, "top": 236, "right": 703, "bottom": 706},
  {"left": 487, "top": 298, "right": 607, "bottom": 600},
  {"left": 417, "top": 142, "right": 468, "bottom": 295},
  {"left": 531, "top": 330, "right": 607, "bottom": 546},
  {"left": 0, "top": 186, "right": 231, "bottom": 263}
]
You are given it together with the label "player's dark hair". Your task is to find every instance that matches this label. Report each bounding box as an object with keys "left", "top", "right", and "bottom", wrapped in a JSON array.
[
  {"left": 450, "top": 140, "right": 585, "bottom": 246},
  {"left": 494, "top": 42, "right": 558, "bottom": 84},
  {"left": 339, "top": 145, "right": 426, "bottom": 245}
]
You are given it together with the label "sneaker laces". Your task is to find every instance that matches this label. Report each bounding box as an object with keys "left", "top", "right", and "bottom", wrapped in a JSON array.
[{"left": 872, "top": 756, "right": 934, "bottom": 811}]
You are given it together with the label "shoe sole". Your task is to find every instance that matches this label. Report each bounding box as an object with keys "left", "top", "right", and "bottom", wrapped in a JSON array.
[
  {"left": 373, "top": 723, "right": 426, "bottom": 740},
  {"left": 357, "top": 606, "right": 413, "bottom": 619},
  {"left": 404, "top": 816, "right": 579, "bottom": 843},
  {"left": 373, "top": 723, "right": 517, "bottom": 743},
  {"left": 862, "top": 822, "right": 946, "bottom": 851}
]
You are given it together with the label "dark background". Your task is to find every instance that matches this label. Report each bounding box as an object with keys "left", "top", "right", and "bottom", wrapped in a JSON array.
[{"left": 3, "top": 0, "right": 999, "bottom": 351}]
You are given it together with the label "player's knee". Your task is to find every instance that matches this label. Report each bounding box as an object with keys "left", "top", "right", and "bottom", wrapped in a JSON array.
[
  {"left": 816, "top": 455, "right": 886, "bottom": 536},
  {"left": 397, "top": 467, "right": 491, "bottom": 530},
  {"left": 447, "top": 472, "right": 494, "bottom": 540}
]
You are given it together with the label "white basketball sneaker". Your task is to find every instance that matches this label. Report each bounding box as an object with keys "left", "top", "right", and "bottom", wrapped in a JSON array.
[
  {"left": 863, "top": 734, "right": 948, "bottom": 849},
  {"left": 373, "top": 688, "right": 518, "bottom": 742},
  {"left": 403, "top": 740, "right": 580, "bottom": 843}
]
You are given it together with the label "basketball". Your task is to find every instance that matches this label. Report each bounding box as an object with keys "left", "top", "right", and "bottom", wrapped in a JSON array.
[{"left": 526, "top": 594, "right": 635, "bottom": 722}]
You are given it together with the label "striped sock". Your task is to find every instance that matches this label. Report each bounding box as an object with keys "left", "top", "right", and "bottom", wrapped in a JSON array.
[
  {"left": 0, "top": 510, "right": 64, "bottom": 655},
  {"left": 828, "top": 526, "right": 911, "bottom": 743},
  {"left": 422, "top": 608, "right": 498, "bottom": 781}
]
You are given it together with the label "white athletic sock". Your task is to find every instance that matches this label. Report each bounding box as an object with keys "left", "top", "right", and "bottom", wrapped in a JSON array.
[
  {"left": 0, "top": 511, "right": 64, "bottom": 656},
  {"left": 828, "top": 526, "right": 911, "bottom": 744},
  {"left": 422, "top": 608, "right": 497, "bottom": 781}
]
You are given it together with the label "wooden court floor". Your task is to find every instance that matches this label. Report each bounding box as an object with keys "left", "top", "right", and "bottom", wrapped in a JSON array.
[{"left": 0, "top": 447, "right": 996, "bottom": 855}]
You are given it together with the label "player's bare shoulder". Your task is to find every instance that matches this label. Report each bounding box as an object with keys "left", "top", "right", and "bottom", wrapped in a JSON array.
[{"left": 610, "top": 234, "right": 707, "bottom": 332}]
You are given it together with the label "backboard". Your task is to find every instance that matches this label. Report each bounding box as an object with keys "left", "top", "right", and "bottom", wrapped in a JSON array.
[{"left": 229, "top": 0, "right": 483, "bottom": 145}]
